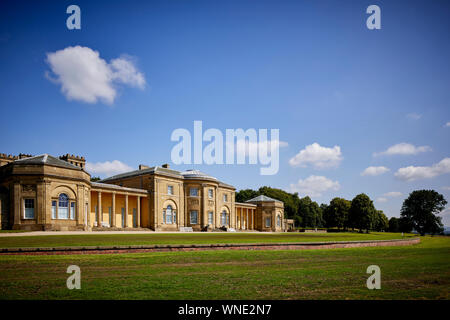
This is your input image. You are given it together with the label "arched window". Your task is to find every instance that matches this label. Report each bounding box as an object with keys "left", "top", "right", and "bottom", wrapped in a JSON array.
[
  {"left": 164, "top": 205, "right": 176, "bottom": 224},
  {"left": 277, "top": 215, "right": 281, "bottom": 227},
  {"left": 58, "top": 194, "right": 69, "bottom": 219},
  {"left": 221, "top": 210, "right": 228, "bottom": 226}
]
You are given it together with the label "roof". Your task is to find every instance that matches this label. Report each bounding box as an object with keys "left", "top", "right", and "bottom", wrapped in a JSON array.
[
  {"left": 181, "top": 169, "right": 217, "bottom": 181},
  {"left": 13, "top": 154, "right": 81, "bottom": 170},
  {"left": 100, "top": 166, "right": 235, "bottom": 189},
  {"left": 91, "top": 182, "right": 147, "bottom": 194},
  {"left": 246, "top": 195, "right": 283, "bottom": 203}
]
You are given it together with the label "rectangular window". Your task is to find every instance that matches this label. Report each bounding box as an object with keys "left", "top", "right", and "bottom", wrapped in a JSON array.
[
  {"left": 133, "top": 208, "right": 137, "bottom": 228},
  {"left": 190, "top": 211, "right": 198, "bottom": 224},
  {"left": 52, "top": 201, "right": 57, "bottom": 219},
  {"left": 190, "top": 188, "right": 198, "bottom": 196},
  {"left": 221, "top": 212, "right": 226, "bottom": 226},
  {"left": 70, "top": 202, "right": 76, "bottom": 220},
  {"left": 223, "top": 194, "right": 228, "bottom": 202},
  {"left": 208, "top": 189, "right": 213, "bottom": 199},
  {"left": 121, "top": 208, "right": 125, "bottom": 227},
  {"left": 208, "top": 212, "right": 213, "bottom": 225},
  {"left": 167, "top": 185, "right": 173, "bottom": 195},
  {"left": 265, "top": 217, "right": 271, "bottom": 228},
  {"left": 24, "top": 199, "right": 35, "bottom": 219},
  {"left": 108, "top": 206, "right": 112, "bottom": 225}
]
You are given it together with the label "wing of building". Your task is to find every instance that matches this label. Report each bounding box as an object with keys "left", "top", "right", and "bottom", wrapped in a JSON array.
[{"left": 0, "top": 153, "right": 285, "bottom": 232}]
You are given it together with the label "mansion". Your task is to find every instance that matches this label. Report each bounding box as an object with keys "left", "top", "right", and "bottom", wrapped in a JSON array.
[{"left": 0, "top": 153, "right": 286, "bottom": 232}]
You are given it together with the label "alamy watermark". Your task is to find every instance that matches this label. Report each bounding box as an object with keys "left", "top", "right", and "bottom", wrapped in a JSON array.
[
  {"left": 366, "top": 265, "right": 381, "bottom": 289},
  {"left": 170, "top": 121, "right": 282, "bottom": 175},
  {"left": 66, "top": 265, "right": 81, "bottom": 289}
]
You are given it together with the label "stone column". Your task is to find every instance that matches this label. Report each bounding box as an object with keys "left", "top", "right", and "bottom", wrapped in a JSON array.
[
  {"left": 13, "top": 182, "right": 20, "bottom": 227},
  {"left": 111, "top": 192, "right": 116, "bottom": 227},
  {"left": 125, "top": 194, "right": 128, "bottom": 228},
  {"left": 97, "top": 191, "right": 102, "bottom": 226},
  {"left": 137, "top": 196, "right": 141, "bottom": 227}
]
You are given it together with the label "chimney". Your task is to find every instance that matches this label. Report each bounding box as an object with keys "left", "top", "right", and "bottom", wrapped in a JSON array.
[
  {"left": 162, "top": 163, "right": 170, "bottom": 169},
  {"left": 139, "top": 164, "right": 150, "bottom": 170}
]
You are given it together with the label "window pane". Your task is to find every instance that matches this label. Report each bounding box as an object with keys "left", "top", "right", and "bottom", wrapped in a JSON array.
[
  {"left": 265, "top": 217, "right": 271, "bottom": 227},
  {"left": 58, "top": 194, "right": 69, "bottom": 219},
  {"left": 208, "top": 189, "right": 213, "bottom": 198},
  {"left": 190, "top": 188, "right": 198, "bottom": 196},
  {"left": 208, "top": 212, "right": 213, "bottom": 224},
  {"left": 70, "top": 202, "right": 76, "bottom": 220},
  {"left": 168, "top": 186, "right": 173, "bottom": 195},
  {"left": 166, "top": 206, "right": 172, "bottom": 224},
  {"left": 52, "top": 201, "right": 57, "bottom": 219},
  {"left": 24, "top": 199, "right": 34, "bottom": 219},
  {"left": 190, "top": 211, "right": 198, "bottom": 224}
]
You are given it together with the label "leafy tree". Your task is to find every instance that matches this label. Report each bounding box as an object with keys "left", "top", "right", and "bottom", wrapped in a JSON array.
[
  {"left": 298, "top": 196, "right": 323, "bottom": 228},
  {"left": 399, "top": 216, "right": 413, "bottom": 233},
  {"left": 373, "top": 210, "right": 389, "bottom": 231},
  {"left": 324, "top": 197, "right": 351, "bottom": 229},
  {"left": 388, "top": 217, "right": 400, "bottom": 233},
  {"left": 235, "top": 189, "right": 259, "bottom": 203},
  {"left": 91, "top": 176, "right": 101, "bottom": 182},
  {"left": 349, "top": 193, "right": 376, "bottom": 233},
  {"left": 400, "top": 190, "right": 446, "bottom": 235}
]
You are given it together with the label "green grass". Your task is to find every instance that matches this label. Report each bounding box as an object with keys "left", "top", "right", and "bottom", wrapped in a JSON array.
[
  {"left": 0, "top": 235, "right": 448, "bottom": 300},
  {"left": 0, "top": 232, "right": 414, "bottom": 248}
]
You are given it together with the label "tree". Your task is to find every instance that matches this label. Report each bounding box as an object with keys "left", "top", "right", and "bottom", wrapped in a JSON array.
[
  {"left": 399, "top": 216, "right": 413, "bottom": 233},
  {"left": 91, "top": 176, "right": 101, "bottom": 182},
  {"left": 235, "top": 189, "right": 259, "bottom": 203},
  {"left": 349, "top": 193, "right": 376, "bottom": 232},
  {"left": 388, "top": 217, "right": 399, "bottom": 233},
  {"left": 373, "top": 210, "right": 389, "bottom": 232},
  {"left": 400, "top": 190, "right": 446, "bottom": 235},
  {"left": 324, "top": 197, "right": 351, "bottom": 229}
]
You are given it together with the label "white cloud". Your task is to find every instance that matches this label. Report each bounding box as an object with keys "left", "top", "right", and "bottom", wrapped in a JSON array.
[
  {"left": 383, "top": 191, "right": 403, "bottom": 198},
  {"left": 395, "top": 157, "right": 450, "bottom": 181},
  {"left": 376, "top": 197, "right": 388, "bottom": 203},
  {"left": 361, "top": 166, "right": 390, "bottom": 176},
  {"left": 86, "top": 160, "right": 134, "bottom": 177},
  {"left": 289, "top": 175, "right": 340, "bottom": 197},
  {"left": 289, "top": 143, "right": 342, "bottom": 169},
  {"left": 373, "top": 143, "right": 432, "bottom": 157},
  {"left": 442, "top": 186, "right": 450, "bottom": 191},
  {"left": 45, "top": 46, "right": 145, "bottom": 104},
  {"left": 445, "top": 122, "right": 450, "bottom": 127},
  {"left": 406, "top": 113, "right": 422, "bottom": 120}
]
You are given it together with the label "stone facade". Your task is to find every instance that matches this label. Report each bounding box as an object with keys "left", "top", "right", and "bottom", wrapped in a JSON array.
[{"left": 0, "top": 153, "right": 284, "bottom": 232}]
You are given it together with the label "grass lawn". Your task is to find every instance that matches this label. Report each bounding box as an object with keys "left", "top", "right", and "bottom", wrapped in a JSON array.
[
  {"left": 0, "top": 235, "right": 448, "bottom": 300},
  {"left": 0, "top": 232, "right": 415, "bottom": 248}
]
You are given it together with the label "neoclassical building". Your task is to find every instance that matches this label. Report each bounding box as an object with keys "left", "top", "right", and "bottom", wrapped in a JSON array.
[{"left": 0, "top": 153, "right": 285, "bottom": 232}]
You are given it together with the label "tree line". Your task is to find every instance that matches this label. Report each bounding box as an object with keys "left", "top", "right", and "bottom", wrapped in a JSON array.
[{"left": 236, "top": 187, "right": 446, "bottom": 235}]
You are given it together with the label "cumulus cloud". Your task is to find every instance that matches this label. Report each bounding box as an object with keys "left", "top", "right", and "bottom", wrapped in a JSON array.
[
  {"left": 394, "top": 158, "right": 450, "bottom": 181},
  {"left": 373, "top": 143, "right": 432, "bottom": 157},
  {"left": 406, "top": 113, "right": 422, "bottom": 120},
  {"left": 376, "top": 197, "right": 388, "bottom": 203},
  {"left": 289, "top": 175, "right": 340, "bottom": 197},
  {"left": 289, "top": 143, "right": 343, "bottom": 169},
  {"left": 45, "top": 46, "right": 145, "bottom": 104},
  {"left": 383, "top": 191, "right": 403, "bottom": 198},
  {"left": 361, "top": 166, "right": 390, "bottom": 176},
  {"left": 85, "top": 160, "right": 134, "bottom": 177}
]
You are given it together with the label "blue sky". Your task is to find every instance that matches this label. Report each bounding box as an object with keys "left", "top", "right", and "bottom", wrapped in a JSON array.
[{"left": 1, "top": 0, "right": 449, "bottom": 224}]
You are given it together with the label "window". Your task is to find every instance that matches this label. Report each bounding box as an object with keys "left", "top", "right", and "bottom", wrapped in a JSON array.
[
  {"left": 167, "top": 185, "right": 173, "bottom": 195},
  {"left": 190, "top": 188, "right": 198, "bottom": 196},
  {"left": 265, "top": 217, "right": 271, "bottom": 228},
  {"left": 133, "top": 208, "right": 137, "bottom": 228},
  {"left": 166, "top": 205, "right": 173, "bottom": 224},
  {"left": 208, "top": 212, "right": 213, "bottom": 225},
  {"left": 24, "top": 199, "right": 35, "bottom": 219},
  {"left": 221, "top": 211, "right": 227, "bottom": 226},
  {"left": 70, "top": 202, "right": 76, "bottom": 220},
  {"left": 277, "top": 215, "right": 281, "bottom": 227},
  {"left": 208, "top": 189, "right": 213, "bottom": 199},
  {"left": 190, "top": 211, "right": 198, "bottom": 224},
  {"left": 108, "top": 207, "right": 112, "bottom": 225},
  {"left": 52, "top": 201, "right": 57, "bottom": 219},
  {"left": 58, "top": 194, "right": 69, "bottom": 219},
  {"left": 223, "top": 194, "right": 228, "bottom": 202}
]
